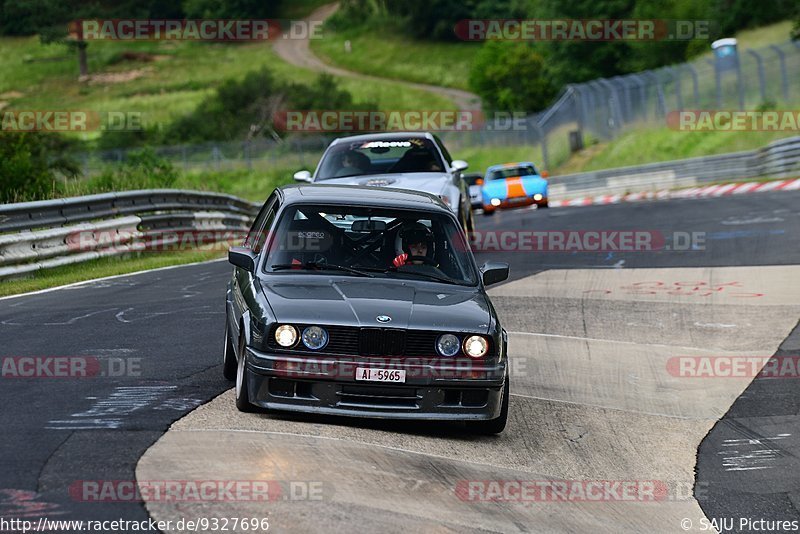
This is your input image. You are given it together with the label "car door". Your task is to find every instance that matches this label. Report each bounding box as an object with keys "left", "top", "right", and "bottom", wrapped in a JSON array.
[{"left": 228, "top": 192, "right": 279, "bottom": 343}]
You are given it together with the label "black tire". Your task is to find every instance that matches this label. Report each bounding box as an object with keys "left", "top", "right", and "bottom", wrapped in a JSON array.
[
  {"left": 539, "top": 201, "right": 549, "bottom": 209},
  {"left": 469, "top": 375, "right": 509, "bottom": 435},
  {"left": 222, "top": 317, "right": 237, "bottom": 381},
  {"left": 482, "top": 209, "right": 495, "bottom": 217},
  {"left": 235, "top": 331, "right": 259, "bottom": 413}
]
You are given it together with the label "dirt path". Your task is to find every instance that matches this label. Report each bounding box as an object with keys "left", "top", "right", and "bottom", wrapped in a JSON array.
[{"left": 272, "top": 2, "right": 481, "bottom": 111}]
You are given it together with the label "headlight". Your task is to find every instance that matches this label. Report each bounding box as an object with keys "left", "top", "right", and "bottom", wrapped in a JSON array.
[
  {"left": 533, "top": 193, "right": 543, "bottom": 201},
  {"left": 274, "top": 325, "right": 298, "bottom": 347},
  {"left": 491, "top": 198, "right": 501, "bottom": 206},
  {"left": 302, "top": 326, "right": 328, "bottom": 350},
  {"left": 436, "top": 334, "right": 460, "bottom": 357},
  {"left": 463, "top": 336, "right": 489, "bottom": 358}
]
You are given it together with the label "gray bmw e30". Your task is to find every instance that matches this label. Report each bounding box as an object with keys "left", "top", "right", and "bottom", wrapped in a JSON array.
[{"left": 224, "top": 183, "right": 511, "bottom": 434}]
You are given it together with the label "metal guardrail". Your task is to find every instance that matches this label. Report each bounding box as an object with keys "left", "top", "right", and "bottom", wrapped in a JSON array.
[
  {"left": 549, "top": 135, "right": 800, "bottom": 198},
  {"left": 0, "top": 190, "right": 259, "bottom": 279}
]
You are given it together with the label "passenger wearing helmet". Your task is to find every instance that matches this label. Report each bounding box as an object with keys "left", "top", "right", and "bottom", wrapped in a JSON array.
[
  {"left": 333, "top": 150, "right": 371, "bottom": 177},
  {"left": 393, "top": 222, "right": 436, "bottom": 268}
]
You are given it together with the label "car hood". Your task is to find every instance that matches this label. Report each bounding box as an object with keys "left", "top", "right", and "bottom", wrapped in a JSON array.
[
  {"left": 315, "top": 173, "right": 450, "bottom": 197},
  {"left": 260, "top": 277, "right": 491, "bottom": 333}
]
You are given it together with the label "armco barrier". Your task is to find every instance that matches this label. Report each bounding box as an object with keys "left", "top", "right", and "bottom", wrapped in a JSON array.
[
  {"left": 0, "top": 190, "right": 259, "bottom": 279},
  {"left": 550, "top": 135, "right": 800, "bottom": 197}
]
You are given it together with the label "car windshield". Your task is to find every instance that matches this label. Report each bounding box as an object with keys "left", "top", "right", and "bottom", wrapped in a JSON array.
[
  {"left": 488, "top": 165, "right": 537, "bottom": 180},
  {"left": 315, "top": 137, "right": 445, "bottom": 180},
  {"left": 263, "top": 204, "right": 477, "bottom": 285}
]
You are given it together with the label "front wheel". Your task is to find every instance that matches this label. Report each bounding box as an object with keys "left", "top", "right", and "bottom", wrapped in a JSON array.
[
  {"left": 469, "top": 375, "right": 509, "bottom": 435},
  {"left": 235, "top": 332, "right": 259, "bottom": 413}
]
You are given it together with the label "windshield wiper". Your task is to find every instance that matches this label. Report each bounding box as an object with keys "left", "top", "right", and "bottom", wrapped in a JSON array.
[
  {"left": 355, "top": 266, "right": 457, "bottom": 285},
  {"left": 392, "top": 270, "right": 460, "bottom": 285},
  {"left": 270, "top": 261, "right": 373, "bottom": 277}
]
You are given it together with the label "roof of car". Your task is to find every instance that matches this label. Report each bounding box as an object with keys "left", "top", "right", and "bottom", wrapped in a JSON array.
[
  {"left": 486, "top": 162, "right": 536, "bottom": 172},
  {"left": 330, "top": 132, "right": 436, "bottom": 145},
  {"left": 277, "top": 183, "right": 451, "bottom": 212}
]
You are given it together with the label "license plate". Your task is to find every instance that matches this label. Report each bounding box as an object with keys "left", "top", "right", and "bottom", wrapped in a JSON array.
[
  {"left": 355, "top": 367, "right": 406, "bottom": 383},
  {"left": 509, "top": 196, "right": 528, "bottom": 204}
]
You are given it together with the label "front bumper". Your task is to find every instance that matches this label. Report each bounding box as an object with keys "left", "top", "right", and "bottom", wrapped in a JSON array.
[
  {"left": 483, "top": 195, "right": 548, "bottom": 212},
  {"left": 243, "top": 348, "right": 507, "bottom": 420}
]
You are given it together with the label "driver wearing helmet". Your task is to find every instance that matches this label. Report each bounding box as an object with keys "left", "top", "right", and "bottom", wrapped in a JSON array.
[{"left": 393, "top": 222, "right": 436, "bottom": 268}]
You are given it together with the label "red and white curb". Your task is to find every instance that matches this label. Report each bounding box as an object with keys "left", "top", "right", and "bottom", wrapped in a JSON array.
[{"left": 549, "top": 177, "right": 800, "bottom": 208}]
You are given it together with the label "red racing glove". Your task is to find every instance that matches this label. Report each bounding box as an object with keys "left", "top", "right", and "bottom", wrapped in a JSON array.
[{"left": 392, "top": 253, "right": 408, "bottom": 267}]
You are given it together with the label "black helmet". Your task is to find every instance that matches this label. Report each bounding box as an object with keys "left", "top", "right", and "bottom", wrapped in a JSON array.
[{"left": 398, "top": 222, "right": 434, "bottom": 257}]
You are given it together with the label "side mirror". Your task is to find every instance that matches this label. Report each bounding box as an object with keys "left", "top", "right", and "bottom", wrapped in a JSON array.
[
  {"left": 480, "top": 262, "right": 509, "bottom": 286},
  {"left": 293, "top": 170, "right": 312, "bottom": 182},
  {"left": 229, "top": 246, "right": 256, "bottom": 272},
  {"left": 540, "top": 170, "right": 549, "bottom": 178},
  {"left": 451, "top": 160, "right": 469, "bottom": 173}
]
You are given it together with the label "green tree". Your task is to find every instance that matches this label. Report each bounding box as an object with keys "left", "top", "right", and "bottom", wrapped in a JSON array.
[
  {"left": 469, "top": 41, "right": 557, "bottom": 112},
  {"left": 181, "top": 0, "right": 282, "bottom": 18},
  {"left": 0, "top": 132, "right": 80, "bottom": 202}
]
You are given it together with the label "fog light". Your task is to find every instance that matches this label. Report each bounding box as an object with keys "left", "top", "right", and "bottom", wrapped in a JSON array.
[
  {"left": 275, "top": 325, "right": 298, "bottom": 347},
  {"left": 437, "top": 334, "right": 460, "bottom": 357},
  {"left": 533, "top": 193, "right": 543, "bottom": 201},
  {"left": 490, "top": 198, "right": 501, "bottom": 206},
  {"left": 463, "top": 336, "right": 488, "bottom": 358},
  {"left": 302, "top": 326, "right": 328, "bottom": 350}
]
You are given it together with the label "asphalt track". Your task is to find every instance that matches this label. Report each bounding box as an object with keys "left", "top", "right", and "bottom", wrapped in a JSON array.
[{"left": 1, "top": 190, "right": 799, "bottom": 533}]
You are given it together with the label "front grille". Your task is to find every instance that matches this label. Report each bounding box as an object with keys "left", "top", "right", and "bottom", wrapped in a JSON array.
[
  {"left": 359, "top": 328, "right": 406, "bottom": 356},
  {"left": 404, "top": 331, "right": 440, "bottom": 358},
  {"left": 266, "top": 324, "right": 493, "bottom": 358}
]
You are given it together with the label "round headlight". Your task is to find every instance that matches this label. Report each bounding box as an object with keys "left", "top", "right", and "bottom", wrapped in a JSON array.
[
  {"left": 275, "top": 325, "right": 298, "bottom": 347},
  {"left": 533, "top": 193, "right": 543, "bottom": 201},
  {"left": 463, "top": 336, "right": 488, "bottom": 358},
  {"left": 302, "top": 326, "right": 329, "bottom": 350},
  {"left": 437, "top": 334, "right": 460, "bottom": 357},
  {"left": 490, "top": 198, "right": 501, "bottom": 206}
]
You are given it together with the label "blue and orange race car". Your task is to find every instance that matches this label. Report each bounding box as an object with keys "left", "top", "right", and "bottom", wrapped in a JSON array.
[{"left": 479, "top": 162, "right": 549, "bottom": 215}]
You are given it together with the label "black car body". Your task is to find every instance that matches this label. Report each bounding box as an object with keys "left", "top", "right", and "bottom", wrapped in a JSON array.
[{"left": 224, "top": 184, "right": 511, "bottom": 433}]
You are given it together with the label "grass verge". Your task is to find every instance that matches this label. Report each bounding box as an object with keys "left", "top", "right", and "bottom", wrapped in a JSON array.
[
  {"left": 0, "top": 249, "right": 226, "bottom": 298},
  {"left": 311, "top": 26, "right": 478, "bottom": 91},
  {"left": 561, "top": 128, "right": 798, "bottom": 173}
]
